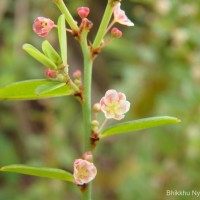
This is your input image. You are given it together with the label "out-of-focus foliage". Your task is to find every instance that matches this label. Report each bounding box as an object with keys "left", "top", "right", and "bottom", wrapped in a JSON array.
[{"left": 0, "top": 0, "right": 200, "bottom": 199}]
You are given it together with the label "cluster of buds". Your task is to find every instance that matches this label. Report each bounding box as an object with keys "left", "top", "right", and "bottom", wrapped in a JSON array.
[
  {"left": 73, "top": 70, "right": 82, "bottom": 87},
  {"left": 73, "top": 152, "right": 97, "bottom": 185}
]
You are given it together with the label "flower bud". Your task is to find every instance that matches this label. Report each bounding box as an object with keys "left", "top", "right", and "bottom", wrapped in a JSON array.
[
  {"left": 111, "top": 27, "right": 122, "bottom": 38},
  {"left": 93, "top": 103, "right": 101, "bottom": 112},
  {"left": 82, "top": 151, "right": 93, "bottom": 162},
  {"left": 74, "top": 79, "right": 82, "bottom": 86},
  {"left": 46, "top": 68, "right": 57, "bottom": 78},
  {"left": 91, "top": 120, "right": 99, "bottom": 127},
  {"left": 33, "top": 17, "right": 55, "bottom": 37},
  {"left": 73, "top": 159, "right": 97, "bottom": 185},
  {"left": 57, "top": 74, "right": 66, "bottom": 82},
  {"left": 91, "top": 120, "right": 99, "bottom": 132},
  {"left": 73, "top": 70, "right": 82, "bottom": 79},
  {"left": 77, "top": 7, "right": 90, "bottom": 19}
]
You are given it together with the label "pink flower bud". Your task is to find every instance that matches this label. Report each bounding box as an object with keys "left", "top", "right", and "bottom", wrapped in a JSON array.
[
  {"left": 73, "top": 159, "right": 97, "bottom": 185},
  {"left": 82, "top": 151, "right": 93, "bottom": 162},
  {"left": 77, "top": 7, "right": 90, "bottom": 19},
  {"left": 111, "top": 27, "right": 122, "bottom": 38},
  {"left": 99, "top": 90, "right": 130, "bottom": 120},
  {"left": 46, "top": 68, "right": 57, "bottom": 78},
  {"left": 114, "top": 3, "right": 134, "bottom": 27},
  {"left": 33, "top": 17, "right": 55, "bottom": 37},
  {"left": 73, "top": 70, "right": 82, "bottom": 79}
]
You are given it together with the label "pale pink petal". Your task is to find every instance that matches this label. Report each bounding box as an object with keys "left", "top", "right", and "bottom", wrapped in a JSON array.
[
  {"left": 100, "top": 97, "right": 106, "bottom": 106},
  {"left": 104, "top": 112, "right": 114, "bottom": 119},
  {"left": 118, "top": 92, "right": 126, "bottom": 101},
  {"left": 114, "top": 3, "right": 134, "bottom": 27},
  {"left": 114, "top": 114, "right": 124, "bottom": 120},
  {"left": 118, "top": 100, "right": 130, "bottom": 114},
  {"left": 104, "top": 89, "right": 119, "bottom": 104}
]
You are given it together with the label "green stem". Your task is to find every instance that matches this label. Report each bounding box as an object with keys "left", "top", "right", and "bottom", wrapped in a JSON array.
[
  {"left": 80, "top": 29, "right": 93, "bottom": 200},
  {"left": 80, "top": 29, "right": 93, "bottom": 151},
  {"left": 92, "top": 0, "right": 115, "bottom": 49},
  {"left": 83, "top": 183, "right": 92, "bottom": 200},
  {"left": 53, "top": 0, "right": 79, "bottom": 31}
]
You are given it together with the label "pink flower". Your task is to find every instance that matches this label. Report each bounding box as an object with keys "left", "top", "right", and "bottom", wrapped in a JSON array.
[
  {"left": 33, "top": 17, "right": 55, "bottom": 37},
  {"left": 100, "top": 90, "right": 130, "bottom": 120},
  {"left": 113, "top": 3, "right": 134, "bottom": 26},
  {"left": 77, "top": 7, "right": 90, "bottom": 19},
  {"left": 73, "top": 159, "right": 97, "bottom": 185}
]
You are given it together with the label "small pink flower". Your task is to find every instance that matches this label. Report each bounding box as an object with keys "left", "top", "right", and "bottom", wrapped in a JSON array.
[
  {"left": 77, "top": 7, "right": 90, "bottom": 19},
  {"left": 33, "top": 17, "right": 55, "bottom": 37},
  {"left": 113, "top": 3, "right": 134, "bottom": 26},
  {"left": 111, "top": 27, "right": 122, "bottom": 38},
  {"left": 46, "top": 68, "right": 57, "bottom": 78},
  {"left": 73, "top": 159, "right": 97, "bottom": 185},
  {"left": 100, "top": 90, "right": 130, "bottom": 120}
]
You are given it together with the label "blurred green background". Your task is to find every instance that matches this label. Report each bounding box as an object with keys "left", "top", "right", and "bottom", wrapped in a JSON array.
[{"left": 0, "top": 0, "right": 200, "bottom": 199}]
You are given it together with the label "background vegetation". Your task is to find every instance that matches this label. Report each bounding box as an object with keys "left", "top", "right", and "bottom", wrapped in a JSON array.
[{"left": 0, "top": 0, "right": 200, "bottom": 199}]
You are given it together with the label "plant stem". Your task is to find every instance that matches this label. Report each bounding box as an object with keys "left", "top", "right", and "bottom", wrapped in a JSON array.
[
  {"left": 92, "top": 0, "right": 115, "bottom": 49},
  {"left": 53, "top": 0, "right": 79, "bottom": 31},
  {"left": 80, "top": 29, "right": 92, "bottom": 152},
  {"left": 80, "top": 29, "right": 93, "bottom": 200},
  {"left": 83, "top": 183, "right": 92, "bottom": 200}
]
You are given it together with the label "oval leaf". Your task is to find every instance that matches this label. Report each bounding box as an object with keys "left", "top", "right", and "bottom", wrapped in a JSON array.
[
  {"left": 0, "top": 164, "right": 74, "bottom": 183},
  {"left": 101, "top": 116, "right": 181, "bottom": 138},
  {"left": 58, "top": 14, "right": 67, "bottom": 66},
  {"left": 35, "top": 82, "right": 66, "bottom": 95},
  {"left": 0, "top": 79, "right": 74, "bottom": 100},
  {"left": 42, "top": 40, "right": 62, "bottom": 66},
  {"left": 23, "top": 44, "right": 57, "bottom": 70}
]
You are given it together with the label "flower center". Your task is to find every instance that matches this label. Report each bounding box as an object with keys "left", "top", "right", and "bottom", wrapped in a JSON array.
[
  {"left": 107, "top": 101, "right": 119, "bottom": 115},
  {"left": 77, "top": 166, "right": 89, "bottom": 179},
  {"left": 41, "top": 22, "right": 48, "bottom": 27}
]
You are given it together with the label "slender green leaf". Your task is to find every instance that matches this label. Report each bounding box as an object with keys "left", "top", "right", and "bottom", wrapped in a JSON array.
[
  {"left": 0, "top": 164, "right": 74, "bottom": 182},
  {"left": 35, "top": 82, "right": 66, "bottom": 95},
  {"left": 23, "top": 44, "right": 57, "bottom": 70},
  {"left": 42, "top": 40, "right": 62, "bottom": 65},
  {"left": 58, "top": 14, "right": 67, "bottom": 66},
  {"left": 0, "top": 79, "right": 74, "bottom": 100},
  {"left": 101, "top": 116, "right": 181, "bottom": 138}
]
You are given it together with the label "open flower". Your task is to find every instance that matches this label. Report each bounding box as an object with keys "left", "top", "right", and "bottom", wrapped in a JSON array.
[
  {"left": 33, "top": 17, "right": 55, "bottom": 37},
  {"left": 113, "top": 3, "right": 134, "bottom": 26},
  {"left": 73, "top": 159, "right": 97, "bottom": 185},
  {"left": 100, "top": 90, "right": 130, "bottom": 120}
]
